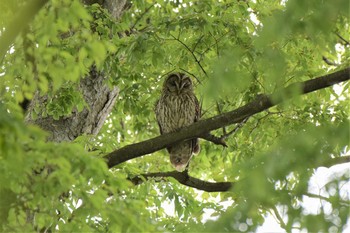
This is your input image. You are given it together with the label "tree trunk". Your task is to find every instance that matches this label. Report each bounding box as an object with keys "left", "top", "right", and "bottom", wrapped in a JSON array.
[
  {"left": 24, "top": 0, "right": 129, "bottom": 142},
  {"left": 25, "top": 67, "right": 119, "bottom": 142}
]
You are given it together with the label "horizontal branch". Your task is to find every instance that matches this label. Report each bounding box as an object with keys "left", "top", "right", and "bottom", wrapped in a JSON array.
[
  {"left": 130, "top": 171, "right": 233, "bottom": 192},
  {"left": 130, "top": 156, "right": 350, "bottom": 192},
  {"left": 105, "top": 67, "right": 350, "bottom": 168}
]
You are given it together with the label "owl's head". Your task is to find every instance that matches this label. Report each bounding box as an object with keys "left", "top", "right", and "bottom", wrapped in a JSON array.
[{"left": 164, "top": 73, "right": 193, "bottom": 95}]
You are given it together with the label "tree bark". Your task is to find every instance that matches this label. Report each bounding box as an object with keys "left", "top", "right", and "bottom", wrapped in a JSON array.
[
  {"left": 25, "top": 67, "right": 119, "bottom": 142},
  {"left": 24, "top": 0, "right": 130, "bottom": 142}
]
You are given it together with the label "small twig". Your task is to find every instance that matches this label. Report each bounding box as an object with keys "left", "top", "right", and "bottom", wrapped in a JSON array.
[
  {"left": 200, "top": 133, "right": 228, "bottom": 147},
  {"left": 221, "top": 117, "right": 249, "bottom": 140},
  {"left": 248, "top": 111, "right": 275, "bottom": 136},
  {"left": 200, "top": 103, "right": 215, "bottom": 118},
  {"left": 200, "top": 30, "right": 232, "bottom": 60},
  {"left": 209, "top": 31, "right": 220, "bottom": 57},
  {"left": 322, "top": 56, "right": 339, "bottom": 66},
  {"left": 305, "top": 192, "right": 350, "bottom": 206},
  {"left": 270, "top": 205, "right": 287, "bottom": 230},
  {"left": 160, "top": 69, "right": 176, "bottom": 79},
  {"left": 200, "top": 117, "right": 248, "bottom": 147},
  {"left": 335, "top": 32, "right": 350, "bottom": 46},
  {"left": 130, "top": 4, "right": 155, "bottom": 31},
  {"left": 179, "top": 68, "right": 202, "bottom": 84},
  {"left": 216, "top": 101, "right": 227, "bottom": 135},
  {"left": 284, "top": 75, "right": 296, "bottom": 86},
  {"left": 192, "top": 35, "right": 204, "bottom": 52},
  {"left": 170, "top": 33, "right": 208, "bottom": 76}
]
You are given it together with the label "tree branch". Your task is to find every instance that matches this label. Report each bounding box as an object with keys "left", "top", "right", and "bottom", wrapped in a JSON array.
[
  {"left": 305, "top": 192, "right": 350, "bottom": 206},
  {"left": 129, "top": 156, "right": 350, "bottom": 192},
  {"left": 105, "top": 67, "right": 350, "bottom": 168},
  {"left": 335, "top": 32, "right": 350, "bottom": 46},
  {"left": 200, "top": 134, "right": 228, "bottom": 147},
  {"left": 130, "top": 171, "right": 233, "bottom": 192},
  {"left": 170, "top": 34, "right": 208, "bottom": 76},
  {"left": 198, "top": 117, "right": 249, "bottom": 147},
  {"left": 130, "top": 4, "right": 155, "bottom": 31},
  {"left": 270, "top": 205, "right": 287, "bottom": 230},
  {"left": 321, "top": 155, "right": 350, "bottom": 168}
]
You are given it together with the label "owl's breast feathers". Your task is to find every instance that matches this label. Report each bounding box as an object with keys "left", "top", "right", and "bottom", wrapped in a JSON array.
[{"left": 155, "top": 93, "right": 198, "bottom": 134}]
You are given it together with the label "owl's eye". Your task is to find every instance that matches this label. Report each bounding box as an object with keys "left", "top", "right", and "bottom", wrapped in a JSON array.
[
  {"left": 183, "top": 81, "right": 191, "bottom": 88},
  {"left": 170, "top": 80, "right": 177, "bottom": 86}
]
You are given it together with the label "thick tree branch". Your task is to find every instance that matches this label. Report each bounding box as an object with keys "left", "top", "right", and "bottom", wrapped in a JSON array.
[
  {"left": 130, "top": 156, "right": 350, "bottom": 192},
  {"left": 105, "top": 67, "right": 350, "bottom": 168},
  {"left": 0, "top": 0, "right": 49, "bottom": 61}
]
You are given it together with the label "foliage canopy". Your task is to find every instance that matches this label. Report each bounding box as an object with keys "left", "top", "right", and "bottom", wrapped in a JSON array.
[{"left": 0, "top": 0, "right": 349, "bottom": 232}]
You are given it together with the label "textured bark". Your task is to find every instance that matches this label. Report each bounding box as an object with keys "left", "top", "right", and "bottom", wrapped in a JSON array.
[
  {"left": 82, "top": 0, "right": 130, "bottom": 19},
  {"left": 24, "top": 1, "right": 130, "bottom": 142},
  {"left": 103, "top": 0, "right": 129, "bottom": 19},
  {"left": 25, "top": 67, "right": 119, "bottom": 142}
]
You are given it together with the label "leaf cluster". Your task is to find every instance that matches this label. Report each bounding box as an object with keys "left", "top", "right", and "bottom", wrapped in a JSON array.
[{"left": 0, "top": 0, "right": 349, "bottom": 232}]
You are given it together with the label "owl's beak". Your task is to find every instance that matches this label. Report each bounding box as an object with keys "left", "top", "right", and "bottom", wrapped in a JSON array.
[{"left": 175, "top": 83, "right": 181, "bottom": 95}]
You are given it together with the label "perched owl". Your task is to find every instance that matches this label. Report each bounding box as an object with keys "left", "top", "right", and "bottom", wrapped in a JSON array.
[{"left": 155, "top": 73, "right": 201, "bottom": 171}]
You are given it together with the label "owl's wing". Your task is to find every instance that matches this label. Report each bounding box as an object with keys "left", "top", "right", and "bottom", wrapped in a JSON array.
[
  {"left": 192, "top": 96, "right": 201, "bottom": 154},
  {"left": 157, "top": 122, "right": 164, "bottom": 135},
  {"left": 155, "top": 99, "right": 171, "bottom": 153},
  {"left": 194, "top": 96, "right": 201, "bottom": 121},
  {"left": 154, "top": 99, "right": 164, "bottom": 135}
]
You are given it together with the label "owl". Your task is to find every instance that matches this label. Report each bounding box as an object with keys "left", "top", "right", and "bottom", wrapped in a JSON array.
[{"left": 155, "top": 73, "right": 201, "bottom": 171}]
